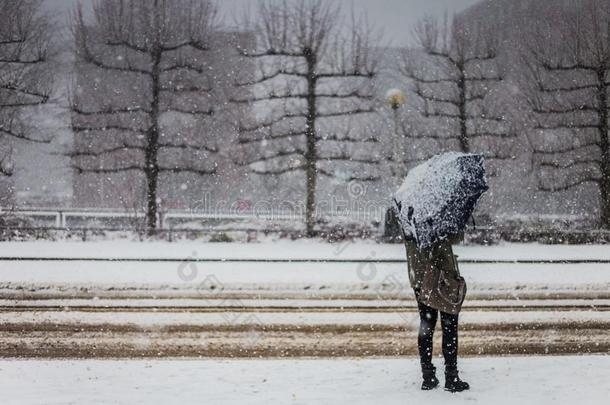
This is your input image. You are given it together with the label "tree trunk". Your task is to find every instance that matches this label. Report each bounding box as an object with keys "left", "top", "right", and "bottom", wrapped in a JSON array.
[
  {"left": 144, "top": 26, "right": 162, "bottom": 235},
  {"left": 305, "top": 50, "right": 318, "bottom": 237},
  {"left": 597, "top": 69, "right": 610, "bottom": 228}
]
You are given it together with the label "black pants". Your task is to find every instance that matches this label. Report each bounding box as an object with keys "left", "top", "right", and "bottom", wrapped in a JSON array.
[{"left": 417, "top": 301, "right": 459, "bottom": 369}]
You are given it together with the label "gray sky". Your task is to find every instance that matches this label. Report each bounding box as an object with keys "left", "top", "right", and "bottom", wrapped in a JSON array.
[{"left": 44, "top": 0, "right": 482, "bottom": 45}]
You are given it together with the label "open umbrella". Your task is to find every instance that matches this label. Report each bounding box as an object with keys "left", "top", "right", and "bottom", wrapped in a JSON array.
[{"left": 393, "top": 152, "right": 488, "bottom": 249}]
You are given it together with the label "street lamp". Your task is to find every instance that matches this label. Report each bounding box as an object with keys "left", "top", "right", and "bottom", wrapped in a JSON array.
[
  {"left": 385, "top": 88, "right": 405, "bottom": 186},
  {"left": 383, "top": 88, "right": 406, "bottom": 241}
]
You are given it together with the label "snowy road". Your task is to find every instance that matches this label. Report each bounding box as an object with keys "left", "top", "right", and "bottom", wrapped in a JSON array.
[
  {"left": 2, "top": 317, "right": 608, "bottom": 357},
  {"left": 1, "top": 300, "right": 607, "bottom": 357},
  {"left": 0, "top": 241, "right": 608, "bottom": 358},
  {"left": 0, "top": 356, "right": 607, "bottom": 405}
]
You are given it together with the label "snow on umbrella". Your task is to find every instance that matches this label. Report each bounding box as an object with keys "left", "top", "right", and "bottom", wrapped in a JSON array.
[{"left": 393, "top": 152, "right": 488, "bottom": 249}]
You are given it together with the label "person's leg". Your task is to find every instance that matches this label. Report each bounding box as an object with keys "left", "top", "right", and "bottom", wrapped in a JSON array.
[
  {"left": 417, "top": 301, "right": 438, "bottom": 367},
  {"left": 440, "top": 311, "right": 469, "bottom": 392},
  {"left": 417, "top": 302, "right": 439, "bottom": 390},
  {"left": 440, "top": 311, "right": 459, "bottom": 368}
]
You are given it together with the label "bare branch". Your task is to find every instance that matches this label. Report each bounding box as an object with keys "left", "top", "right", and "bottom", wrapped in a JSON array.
[
  {"left": 252, "top": 165, "right": 305, "bottom": 175},
  {"left": 67, "top": 144, "right": 145, "bottom": 157},
  {"left": 238, "top": 129, "right": 306, "bottom": 145},
  {"left": 161, "top": 62, "right": 207, "bottom": 74},
  {"left": 534, "top": 142, "right": 601, "bottom": 155},
  {"left": 159, "top": 166, "right": 216, "bottom": 175},
  {"left": 317, "top": 168, "right": 379, "bottom": 182},
  {"left": 317, "top": 107, "right": 376, "bottom": 118},
  {"left": 0, "top": 124, "right": 51, "bottom": 143},
  {"left": 539, "top": 176, "right": 600, "bottom": 192},
  {"left": 316, "top": 134, "right": 379, "bottom": 143},
  {"left": 71, "top": 122, "right": 147, "bottom": 133},
  {"left": 539, "top": 158, "right": 601, "bottom": 170},
  {"left": 238, "top": 149, "right": 305, "bottom": 166},
  {"left": 158, "top": 142, "right": 218, "bottom": 153},
  {"left": 532, "top": 105, "right": 598, "bottom": 114},
  {"left": 318, "top": 154, "right": 379, "bottom": 164},
  {"left": 72, "top": 165, "right": 145, "bottom": 174},
  {"left": 164, "top": 106, "right": 214, "bottom": 116},
  {"left": 234, "top": 69, "right": 307, "bottom": 86},
  {"left": 72, "top": 105, "right": 151, "bottom": 116}
]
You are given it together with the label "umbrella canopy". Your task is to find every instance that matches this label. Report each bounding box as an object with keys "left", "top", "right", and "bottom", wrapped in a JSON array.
[{"left": 393, "top": 152, "right": 488, "bottom": 249}]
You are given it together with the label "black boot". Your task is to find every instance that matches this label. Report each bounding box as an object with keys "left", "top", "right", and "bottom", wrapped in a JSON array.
[
  {"left": 421, "top": 364, "right": 439, "bottom": 390},
  {"left": 445, "top": 367, "right": 470, "bottom": 393}
]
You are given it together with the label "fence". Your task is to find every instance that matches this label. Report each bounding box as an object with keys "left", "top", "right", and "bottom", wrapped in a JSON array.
[
  {"left": 2, "top": 207, "right": 609, "bottom": 244},
  {"left": 0, "top": 206, "right": 385, "bottom": 231}
]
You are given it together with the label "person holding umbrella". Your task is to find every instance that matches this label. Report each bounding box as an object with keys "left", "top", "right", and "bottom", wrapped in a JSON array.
[{"left": 393, "top": 152, "right": 488, "bottom": 393}]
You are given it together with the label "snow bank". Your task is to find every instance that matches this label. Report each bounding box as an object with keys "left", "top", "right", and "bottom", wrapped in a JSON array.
[
  {"left": 1, "top": 260, "right": 610, "bottom": 290},
  {"left": 1, "top": 241, "right": 609, "bottom": 296}
]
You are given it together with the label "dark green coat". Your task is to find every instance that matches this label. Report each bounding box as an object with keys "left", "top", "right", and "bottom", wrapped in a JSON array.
[{"left": 404, "top": 236, "right": 467, "bottom": 315}]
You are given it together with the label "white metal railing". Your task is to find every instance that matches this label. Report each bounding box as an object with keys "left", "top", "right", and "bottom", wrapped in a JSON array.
[{"left": 1, "top": 207, "right": 386, "bottom": 230}]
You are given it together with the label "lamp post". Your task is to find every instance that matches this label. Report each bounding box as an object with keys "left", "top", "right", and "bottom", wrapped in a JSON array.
[
  {"left": 382, "top": 89, "right": 406, "bottom": 241},
  {"left": 385, "top": 88, "right": 405, "bottom": 187}
]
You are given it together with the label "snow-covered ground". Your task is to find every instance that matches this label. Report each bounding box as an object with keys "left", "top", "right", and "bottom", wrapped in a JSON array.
[
  {"left": 1, "top": 240, "right": 609, "bottom": 261},
  {"left": 0, "top": 356, "right": 607, "bottom": 405}
]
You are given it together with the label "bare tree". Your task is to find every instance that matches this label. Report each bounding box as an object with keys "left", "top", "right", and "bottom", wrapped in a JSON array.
[
  {"left": 523, "top": 0, "right": 610, "bottom": 227},
  {"left": 71, "top": 0, "right": 220, "bottom": 234},
  {"left": 400, "top": 14, "right": 514, "bottom": 165},
  {"left": 0, "top": 0, "right": 54, "bottom": 178},
  {"left": 234, "top": 0, "right": 380, "bottom": 236}
]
